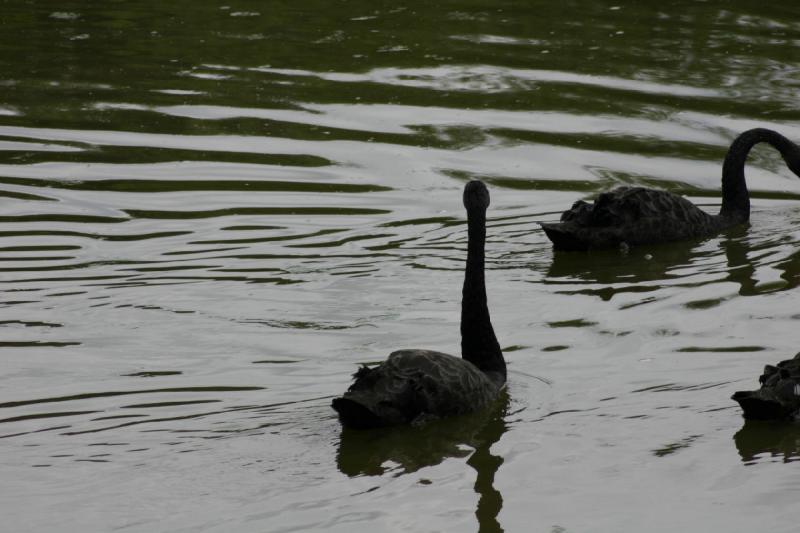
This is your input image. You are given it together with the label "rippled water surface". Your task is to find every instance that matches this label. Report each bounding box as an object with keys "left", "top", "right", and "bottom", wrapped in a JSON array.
[{"left": 3, "top": 1, "right": 800, "bottom": 531}]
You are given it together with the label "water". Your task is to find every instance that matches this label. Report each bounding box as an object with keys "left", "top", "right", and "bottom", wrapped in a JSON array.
[{"left": 2, "top": 1, "right": 800, "bottom": 531}]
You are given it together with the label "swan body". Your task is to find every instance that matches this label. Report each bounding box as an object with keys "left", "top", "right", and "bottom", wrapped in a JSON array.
[
  {"left": 541, "top": 186, "right": 727, "bottom": 250},
  {"left": 732, "top": 352, "right": 800, "bottom": 420},
  {"left": 332, "top": 181, "right": 505, "bottom": 429},
  {"left": 541, "top": 128, "right": 800, "bottom": 251},
  {"left": 332, "top": 350, "right": 503, "bottom": 429}
]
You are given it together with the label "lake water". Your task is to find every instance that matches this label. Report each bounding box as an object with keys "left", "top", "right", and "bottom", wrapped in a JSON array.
[{"left": 3, "top": 1, "right": 800, "bottom": 531}]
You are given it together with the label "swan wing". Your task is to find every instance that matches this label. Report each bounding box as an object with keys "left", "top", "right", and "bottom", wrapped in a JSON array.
[
  {"left": 335, "top": 350, "right": 499, "bottom": 426},
  {"left": 542, "top": 187, "right": 719, "bottom": 249}
]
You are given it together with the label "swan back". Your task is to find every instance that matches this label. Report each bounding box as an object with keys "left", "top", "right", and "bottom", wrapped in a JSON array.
[
  {"left": 333, "top": 350, "right": 502, "bottom": 428},
  {"left": 542, "top": 187, "right": 720, "bottom": 250}
]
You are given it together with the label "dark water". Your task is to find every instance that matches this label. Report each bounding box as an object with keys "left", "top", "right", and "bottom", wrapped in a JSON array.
[{"left": 2, "top": 1, "right": 800, "bottom": 531}]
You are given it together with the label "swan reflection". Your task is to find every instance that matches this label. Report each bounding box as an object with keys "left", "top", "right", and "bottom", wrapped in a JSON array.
[
  {"left": 546, "top": 238, "right": 699, "bottom": 285},
  {"left": 733, "top": 420, "right": 800, "bottom": 463},
  {"left": 337, "top": 392, "right": 509, "bottom": 531},
  {"left": 544, "top": 222, "right": 800, "bottom": 301}
]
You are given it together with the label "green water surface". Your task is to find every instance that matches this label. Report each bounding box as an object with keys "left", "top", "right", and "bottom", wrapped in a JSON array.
[{"left": 2, "top": 2, "right": 800, "bottom": 532}]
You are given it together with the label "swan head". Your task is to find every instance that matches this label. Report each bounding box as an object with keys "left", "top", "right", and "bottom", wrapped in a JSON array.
[{"left": 464, "top": 180, "right": 490, "bottom": 211}]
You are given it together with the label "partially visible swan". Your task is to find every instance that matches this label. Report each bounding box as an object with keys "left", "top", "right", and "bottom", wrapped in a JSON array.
[
  {"left": 332, "top": 180, "right": 506, "bottom": 429},
  {"left": 733, "top": 352, "right": 800, "bottom": 420},
  {"left": 541, "top": 128, "right": 800, "bottom": 251}
]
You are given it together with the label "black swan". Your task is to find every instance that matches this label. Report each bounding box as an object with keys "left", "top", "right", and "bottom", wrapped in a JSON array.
[
  {"left": 732, "top": 352, "right": 800, "bottom": 420},
  {"left": 332, "top": 180, "right": 506, "bottom": 429},
  {"left": 541, "top": 128, "right": 800, "bottom": 251}
]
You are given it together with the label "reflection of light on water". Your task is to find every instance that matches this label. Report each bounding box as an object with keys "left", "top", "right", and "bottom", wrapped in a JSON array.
[{"left": 252, "top": 65, "right": 721, "bottom": 97}]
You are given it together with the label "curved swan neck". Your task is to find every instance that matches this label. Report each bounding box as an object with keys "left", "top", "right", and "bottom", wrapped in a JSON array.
[
  {"left": 461, "top": 205, "right": 505, "bottom": 381},
  {"left": 720, "top": 128, "right": 800, "bottom": 221}
]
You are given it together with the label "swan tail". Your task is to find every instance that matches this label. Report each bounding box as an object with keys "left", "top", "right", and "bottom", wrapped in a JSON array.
[
  {"left": 731, "top": 390, "right": 793, "bottom": 420},
  {"left": 331, "top": 397, "right": 386, "bottom": 429},
  {"left": 539, "top": 222, "right": 590, "bottom": 251},
  {"left": 332, "top": 364, "right": 406, "bottom": 429}
]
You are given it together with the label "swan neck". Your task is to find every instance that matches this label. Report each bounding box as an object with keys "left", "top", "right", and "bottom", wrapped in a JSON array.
[
  {"left": 461, "top": 206, "right": 505, "bottom": 382},
  {"left": 720, "top": 128, "right": 800, "bottom": 220}
]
